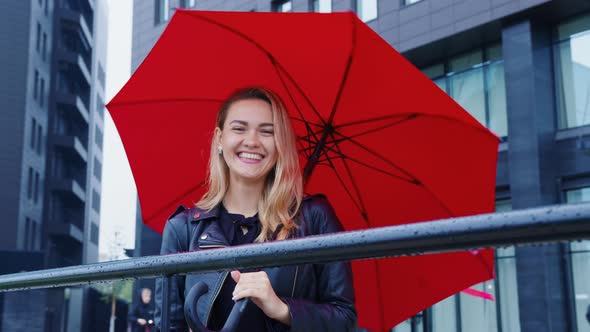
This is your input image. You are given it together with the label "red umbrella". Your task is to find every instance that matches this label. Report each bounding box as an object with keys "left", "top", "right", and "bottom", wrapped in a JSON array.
[{"left": 107, "top": 10, "right": 498, "bottom": 331}]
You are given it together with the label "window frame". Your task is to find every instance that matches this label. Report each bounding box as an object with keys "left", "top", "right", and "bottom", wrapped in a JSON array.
[
  {"left": 420, "top": 44, "right": 508, "bottom": 139},
  {"left": 356, "top": 0, "right": 378, "bottom": 23},
  {"left": 154, "top": 0, "right": 171, "bottom": 25},
  {"left": 272, "top": 0, "right": 293, "bottom": 13},
  {"left": 310, "top": 0, "right": 331, "bottom": 13},
  {"left": 552, "top": 14, "right": 590, "bottom": 130}
]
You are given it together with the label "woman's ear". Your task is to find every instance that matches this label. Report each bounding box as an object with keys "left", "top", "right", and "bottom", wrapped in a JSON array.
[{"left": 214, "top": 127, "right": 222, "bottom": 145}]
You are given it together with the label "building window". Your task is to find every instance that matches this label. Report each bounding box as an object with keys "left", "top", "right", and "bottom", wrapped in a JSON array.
[
  {"left": 94, "top": 157, "right": 102, "bottom": 180},
  {"left": 431, "top": 295, "right": 457, "bottom": 332},
  {"left": 311, "top": 0, "right": 331, "bottom": 12},
  {"left": 92, "top": 190, "right": 100, "bottom": 212},
  {"left": 554, "top": 13, "right": 590, "bottom": 129},
  {"left": 97, "top": 63, "right": 106, "bottom": 90},
  {"left": 422, "top": 44, "right": 508, "bottom": 138},
  {"left": 494, "top": 199, "right": 521, "bottom": 332},
  {"left": 565, "top": 187, "right": 590, "bottom": 331},
  {"left": 27, "top": 167, "right": 33, "bottom": 199},
  {"left": 31, "top": 118, "right": 37, "bottom": 150},
  {"left": 42, "top": 33, "right": 47, "bottom": 61},
  {"left": 96, "top": 95, "right": 105, "bottom": 119},
  {"left": 273, "top": 0, "right": 292, "bottom": 12},
  {"left": 429, "top": 199, "right": 519, "bottom": 332},
  {"left": 32, "top": 221, "right": 38, "bottom": 250},
  {"left": 356, "top": 0, "right": 377, "bottom": 22},
  {"left": 39, "top": 78, "right": 45, "bottom": 107},
  {"left": 33, "top": 70, "right": 39, "bottom": 100},
  {"left": 91, "top": 222, "right": 99, "bottom": 245},
  {"left": 179, "top": 0, "right": 196, "bottom": 8},
  {"left": 402, "top": 0, "right": 423, "bottom": 6},
  {"left": 24, "top": 217, "right": 31, "bottom": 250},
  {"left": 392, "top": 313, "right": 424, "bottom": 332},
  {"left": 34, "top": 171, "right": 39, "bottom": 204},
  {"left": 37, "top": 124, "right": 43, "bottom": 155},
  {"left": 36, "top": 22, "right": 41, "bottom": 52},
  {"left": 459, "top": 280, "right": 497, "bottom": 332},
  {"left": 95, "top": 125, "right": 103, "bottom": 148},
  {"left": 155, "top": 0, "right": 170, "bottom": 24}
]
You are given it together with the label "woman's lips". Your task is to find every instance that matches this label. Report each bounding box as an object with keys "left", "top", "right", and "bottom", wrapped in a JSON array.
[{"left": 237, "top": 152, "right": 264, "bottom": 164}]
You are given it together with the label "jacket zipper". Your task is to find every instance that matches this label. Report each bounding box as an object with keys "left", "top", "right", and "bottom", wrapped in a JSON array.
[
  {"left": 290, "top": 266, "right": 299, "bottom": 297},
  {"left": 204, "top": 270, "right": 229, "bottom": 327}
]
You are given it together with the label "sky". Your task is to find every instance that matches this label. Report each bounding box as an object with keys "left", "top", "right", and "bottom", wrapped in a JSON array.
[{"left": 99, "top": 0, "right": 135, "bottom": 260}]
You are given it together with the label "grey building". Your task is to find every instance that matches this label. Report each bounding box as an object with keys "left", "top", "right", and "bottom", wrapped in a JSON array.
[
  {"left": 131, "top": 1, "right": 590, "bottom": 331},
  {"left": 0, "top": 0, "right": 107, "bottom": 330}
]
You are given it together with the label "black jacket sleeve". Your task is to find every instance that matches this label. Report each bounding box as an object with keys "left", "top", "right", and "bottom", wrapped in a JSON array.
[
  {"left": 279, "top": 196, "right": 357, "bottom": 332},
  {"left": 127, "top": 304, "right": 139, "bottom": 324},
  {"left": 154, "top": 212, "right": 189, "bottom": 331}
]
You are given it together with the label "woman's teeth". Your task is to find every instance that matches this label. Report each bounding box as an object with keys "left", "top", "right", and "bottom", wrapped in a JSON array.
[{"left": 238, "top": 152, "right": 262, "bottom": 160}]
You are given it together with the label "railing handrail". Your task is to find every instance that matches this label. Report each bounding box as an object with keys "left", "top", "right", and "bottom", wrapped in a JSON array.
[{"left": 1, "top": 202, "right": 590, "bottom": 292}]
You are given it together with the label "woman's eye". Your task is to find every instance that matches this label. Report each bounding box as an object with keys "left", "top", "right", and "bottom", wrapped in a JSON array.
[
  {"left": 232, "top": 127, "right": 245, "bottom": 132},
  {"left": 261, "top": 130, "right": 274, "bottom": 135}
]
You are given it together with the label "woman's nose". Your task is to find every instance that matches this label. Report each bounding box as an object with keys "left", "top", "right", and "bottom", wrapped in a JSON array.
[{"left": 243, "top": 130, "right": 261, "bottom": 147}]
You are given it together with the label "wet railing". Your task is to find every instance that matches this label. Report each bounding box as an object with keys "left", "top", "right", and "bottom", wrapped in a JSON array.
[{"left": 1, "top": 203, "right": 590, "bottom": 331}]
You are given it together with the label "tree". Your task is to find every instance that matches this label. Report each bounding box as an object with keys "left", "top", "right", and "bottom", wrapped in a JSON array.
[{"left": 92, "top": 231, "right": 133, "bottom": 332}]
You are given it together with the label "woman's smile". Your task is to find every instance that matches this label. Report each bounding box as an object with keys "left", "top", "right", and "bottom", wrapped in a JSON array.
[{"left": 237, "top": 151, "right": 264, "bottom": 163}]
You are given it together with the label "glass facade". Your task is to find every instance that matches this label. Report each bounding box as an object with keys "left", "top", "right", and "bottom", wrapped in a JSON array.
[
  {"left": 422, "top": 199, "right": 520, "bottom": 332},
  {"left": 459, "top": 280, "right": 497, "bottom": 332},
  {"left": 494, "top": 201, "right": 521, "bottom": 332},
  {"left": 422, "top": 45, "right": 508, "bottom": 138},
  {"left": 431, "top": 296, "right": 456, "bottom": 332},
  {"left": 566, "top": 187, "right": 590, "bottom": 332},
  {"left": 554, "top": 14, "right": 590, "bottom": 129}
]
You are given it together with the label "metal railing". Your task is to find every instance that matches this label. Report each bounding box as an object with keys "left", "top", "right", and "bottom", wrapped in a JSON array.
[{"left": 1, "top": 202, "right": 590, "bottom": 331}]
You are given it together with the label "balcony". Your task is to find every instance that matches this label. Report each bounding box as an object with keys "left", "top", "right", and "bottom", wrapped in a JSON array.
[
  {"left": 57, "top": 61, "right": 91, "bottom": 110},
  {"left": 60, "top": 0, "right": 93, "bottom": 43},
  {"left": 49, "top": 222, "right": 84, "bottom": 245},
  {"left": 58, "top": 49, "right": 91, "bottom": 84},
  {"left": 51, "top": 178, "right": 86, "bottom": 204},
  {"left": 53, "top": 135, "right": 88, "bottom": 163},
  {"left": 60, "top": 19, "right": 92, "bottom": 69},
  {"left": 56, "top": 93, "right": 89, "bottom": 124},
  {"left": 57, "top": 48, "right": 91, "bottom": 85}
]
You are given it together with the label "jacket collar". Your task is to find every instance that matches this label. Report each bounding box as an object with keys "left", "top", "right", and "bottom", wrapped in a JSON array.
[
  {"left": 189, "top": 203, "right": 230, "bottom": 248},
  {"left": 190, "top": 203, "right": 221, "bottom": 223}
]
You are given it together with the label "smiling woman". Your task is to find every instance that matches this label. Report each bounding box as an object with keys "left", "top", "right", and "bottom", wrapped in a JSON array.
[
  {"left": 154, "top": 87, "right": 357, "bottom": 332},
  {"left": 217, "top": 99, "right": 278, "bottom": 191}
]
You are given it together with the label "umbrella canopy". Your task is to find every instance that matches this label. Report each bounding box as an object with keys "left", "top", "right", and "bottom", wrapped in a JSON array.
[{"left": 107, "top": 10, "right": 499, "bottom": 331}]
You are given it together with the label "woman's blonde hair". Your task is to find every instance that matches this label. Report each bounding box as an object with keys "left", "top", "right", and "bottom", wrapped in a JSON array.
[{"left": 196, "top": 87, "right": 303, "bottom": 241}]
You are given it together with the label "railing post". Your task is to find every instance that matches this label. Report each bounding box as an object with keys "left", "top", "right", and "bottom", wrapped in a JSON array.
[{"left": 161, "top": 275, "right": 170, "bottom": 332}]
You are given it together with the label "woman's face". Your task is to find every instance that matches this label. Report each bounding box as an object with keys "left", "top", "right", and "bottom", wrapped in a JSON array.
[
  {"left": 217, "top": 98, "right": 278, "bottom": 186},
  {"left": 141, "top": 289, "right": 151, "bottom": 304}
]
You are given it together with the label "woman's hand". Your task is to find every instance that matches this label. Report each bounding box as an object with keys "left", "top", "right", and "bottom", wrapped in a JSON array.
[{"left": 231, "top": 270, "right": 291, "bottom": 326}]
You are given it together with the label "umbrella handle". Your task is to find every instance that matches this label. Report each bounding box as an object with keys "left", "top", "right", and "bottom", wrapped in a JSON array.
[{"left": 184, "top": 281, "right": 250, "bottom": 332}]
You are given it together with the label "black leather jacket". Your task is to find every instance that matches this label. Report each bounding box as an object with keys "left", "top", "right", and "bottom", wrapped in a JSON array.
[{"left": 154, "top": 195, "right": 357, "bottom": 331}]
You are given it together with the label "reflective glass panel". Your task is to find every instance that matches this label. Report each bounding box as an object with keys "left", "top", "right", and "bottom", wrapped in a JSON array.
[
  {"left": 459, "top": 280, "right": 498, "bottom": 332},
  {"left": 432, "top": 296, "right": 457, "bottom": 332},
  {"left": 357, "top": 0, "right": 377, "bottom": 22},
  {"left": 555, "top": 14, "right": 590, "bottom": 129}
]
